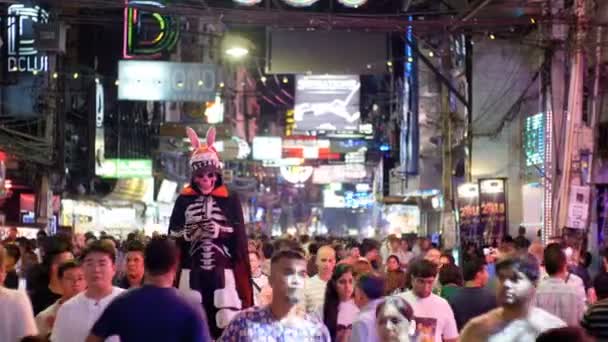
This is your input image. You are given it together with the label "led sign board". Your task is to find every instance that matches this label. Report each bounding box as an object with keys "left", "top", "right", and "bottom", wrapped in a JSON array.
[
  {"left": 118, "top": 60, "right": 217, "bottom": 102},
  {"left": 252, "top": 137, "right": 282, "bottom": 161},
  {"left": 123, "top": 0, "right": 179, "bottom": 59},
  {"left": 96, "top": 159, "right": 152, "bottom": 178},
  {"left": 234, "top": 0, "right": 263, "bottom": 4},
  {"left": 7, "top": 4, "right": 48, "bottom": 72},
  {"left": 524, "top": 113, "right": 545, "bottom": 167},
  {"left": 295, "top": 75, "right": 360, "bottom": 132},
  {"left": 283, "top": 0, "right": 319, "bottom": 6}
]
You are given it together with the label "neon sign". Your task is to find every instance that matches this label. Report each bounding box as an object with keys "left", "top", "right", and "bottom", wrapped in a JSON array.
[
  {"left": 234, "top": 0, "right": 263, "bottom": 5},
  {"left": 7, "top": 4, "right": 49, "bottom": 73},
  {"left": 123, "top": 0, "right": 179, "bottom": 59}
]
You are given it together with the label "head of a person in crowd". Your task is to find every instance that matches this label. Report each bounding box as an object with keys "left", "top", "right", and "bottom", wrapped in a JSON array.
[
  {"left": 316, "top": 245, "right": 337, "bottom": 281},
  {"left": 7, "top": 227, "right": 18, "bottom": 241},
  {"left": 580, "top": 251, "right": 592, "bottom": 269},
  {"left": 323, "top": 263, "right": 355, "bottom": 340},
  {"left": 439, "top": 264, "right": 463, "bottom": 287},
  {"left": 262, "top": 242, "right": 274, "bottom": 261},
  {"left": 495, "top": 254, "right": 539, "bottom": 308},
  {"left": 248, "top": 240, "right": 258, "bottom": 254},
  {"left": 593, "top": 273, "right": 608, "bottom": 301},
  {"left": 518, "top": 226, "right": 526, "bottom": 237},
  {"left": 334, "top": 244, "right": 346, "bottom": 261},
  {"left": 544, "top": 243, "right": 567, "bottom": 277},
  {"left": 308, "top": 242, "right": 319, "bottom": 259},
  {"left": 81, "top": 240, "right": 116, "bottom": 292},
  {"left": 439, "top": 252, "right": 455, "bottom": 269},
  {"left": 36, "top": 229, "right": 47, "bottom": 247},
  {"left": 43, "top": 238, "right": 74, "bottom": 284},
  {"left": 145, "top": 236, "right": 180, "bottom": 284},
  {"left": 376, "top": 296, "right": 415, "bottom": 342},
  {"left": 100, "top": 236, "right": 117, "bottom": 251},
  {"left": 424, "top": 248, "right": 441, "bottom": 267},
  {"left": 388, "top": 235, "right": 401, "bottom": 253},
  {"left": 419, "top": 237, "right": 431, "bottom": 252},
  {"left": 360, "top": 239, "right": 380, "bottom": 263},
  {"left": 4, "top": 243, "right": 20, "bottom": 272},
  {"left": 386, "top": 255, "right": 401, "bottom": 272},
  {"left": 72, "top": 233, "right": 86, "bottom": 250},
  {"left": 463, "top": 257, "right": 489, "bottom": 287},
  {"left": 347, "top": 242, "right": 361, "bottom": 260},
  {"left": 401, "top": 238, "right": 410, "bottom": 252},
  {"left": 270, "top": 249, "right": 307, "bottom": 306},
  {"left": 409, "top": 259, "right": 438, "bottom": 299},
  {"left": 353, "top": 272, "right": 385, "bottom": 309},
  {"left": 125, "top": 240, "right": 145, "bottom": 286},
  {"left": 249, "top": 250, "right": 262, "bottom": 277},
  {"left": 352, "top": 258, "right": 373, "bottom": 278},
  {"left": 299, "top": 234, "right": 310, "bottom": 246},
  {"left": 58, "top": 260, "right": 86, "bottom": 300},
  {"left": 536, "top": 327, "right": 593, "bottom": 342}
]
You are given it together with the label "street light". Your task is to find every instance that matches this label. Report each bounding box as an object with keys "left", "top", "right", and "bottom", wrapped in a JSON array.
[{"left": 222, "top": 34, "right": 254, "bottom": 60}]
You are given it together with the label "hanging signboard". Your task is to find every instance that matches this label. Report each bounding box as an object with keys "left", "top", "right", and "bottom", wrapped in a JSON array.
[
  {"left": 280, "top": 166, "right": 314, "bottom": 184},
  {"left": 479, "top": 178, "right": 508, "bottom": 245},
  {"left": 567, "top": 185, "right": 590, "bottom": 229},
  {"left": 96, "top": 159, "right": 152, "bottom": 178},
  {"left": 456, "top": 183, "right": 482, "bottom": 246},
  {"left": 294, "top": 75, "right": 361, "bottom": 132},
  {"left": 118, "top": 61, "right": 217, "bottom": 102},
  {"left": 123, "top": 0, "right": 179, "bottom": 59}
]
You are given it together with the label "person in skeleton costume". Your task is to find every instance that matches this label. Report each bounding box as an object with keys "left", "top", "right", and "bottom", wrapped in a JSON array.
[{"left": 169, "top": 127, "right": 253, "bottom": 338}]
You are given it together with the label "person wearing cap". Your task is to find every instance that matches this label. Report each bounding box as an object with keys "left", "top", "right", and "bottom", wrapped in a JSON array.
[{"left": 169, "top": 127, "right": 253, "bottom": 339}]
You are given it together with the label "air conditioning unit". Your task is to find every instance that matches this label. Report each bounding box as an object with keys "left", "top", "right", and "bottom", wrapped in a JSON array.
[{"left": 34, "top": 22, "right": 68, "bottom": 54}]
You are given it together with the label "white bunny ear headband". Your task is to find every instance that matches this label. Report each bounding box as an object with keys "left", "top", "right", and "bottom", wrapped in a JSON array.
[{"left": 186, "top": 126, "right": 222, "bottom": 172}]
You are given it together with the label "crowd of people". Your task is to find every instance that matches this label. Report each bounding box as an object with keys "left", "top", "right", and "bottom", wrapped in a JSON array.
[{"left": 1, "top": 225, "right": 608, "bottom": 341}]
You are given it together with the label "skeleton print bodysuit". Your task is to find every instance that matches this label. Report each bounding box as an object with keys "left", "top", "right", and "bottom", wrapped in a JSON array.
[{"left": 169, "top": 184, "right": 253, "bottom": 339}]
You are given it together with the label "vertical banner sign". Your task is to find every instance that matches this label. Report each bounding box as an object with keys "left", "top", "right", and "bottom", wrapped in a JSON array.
[
  {"left": 479, "top": 179, "right": 507, "bottom": 245},
  {"left": 598, "top": 185, "right": 608, "bottom": 245},
  {"left": 123, "top": 0, "right": 180, "bottom": 59},
  {"left": 456, "top": 183, "right": 481, "bottom": 246}
]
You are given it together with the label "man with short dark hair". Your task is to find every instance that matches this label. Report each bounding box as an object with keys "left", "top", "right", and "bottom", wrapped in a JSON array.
[
  {"left": 350, "top": 273, "right": 385, "bottom": 342},
  {"left": 533, "top": 243, "right": 586, "bottom": 325},
  {"left": 399, "top": 259, "right": 458, "bottom": 342},
  {"left": 36, "top": 260, "right": 86, "bottom": 337},
  {"left": 219, "top": 249, "right": 330, "bottom": 341},
  {"left": 51, "top": 240, "right": 124, "bottom": 342},
  {"left": 448, "top": 257, "right": 497, "bottom": 330},
  {"left": 117, "top": 240, "right": 145, "bottom": 289},
  {"left": 514, "top": 226, "right": 531, "bottom": 251},
  {"left": 87, "top": 237, "right": 211, "bottom": 342},
  {"left": 581, "top": 273, "right": 608, "bottom": 339},
  {"left": 461, "top": 255, "right": 565, "bottom": 341}
]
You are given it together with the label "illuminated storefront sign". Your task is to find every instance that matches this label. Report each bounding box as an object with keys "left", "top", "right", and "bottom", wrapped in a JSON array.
[
  {"left": 96, "top": 159, "right": 152, "bottom": 178},
  {"left": 118, "top": 60, "right": 217, "bottom": 102},
  {"left": 313, "top": 164, "right": 367, "bottom": 184},
  {"left": 7, "top": 4, "right": 49, "bottom": 72},
  {"left": 524, "top": 113, "right": 545, "bottom": 167},
  {"left": 123, "top": 0, "right": 179, "bottom": 59},
  {"left": 280, "top": 166, "right": 314, "bottom": 184}
]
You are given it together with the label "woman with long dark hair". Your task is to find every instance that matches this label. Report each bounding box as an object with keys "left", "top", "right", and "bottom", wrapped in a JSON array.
[
  {"left": 322, "top": 263, "right": 359, "bottom": 342},
  {"left": 385, "top": 255, "right": 407, "bottom": 295}
]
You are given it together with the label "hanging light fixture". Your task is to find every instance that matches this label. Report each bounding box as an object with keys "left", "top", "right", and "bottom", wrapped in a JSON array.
[
  {"left": 282, "top": 0, "right": 320, "bottom": 7},
  {"left": 233, "top": 0, "right": 262, "bottom": 5},
  {"left": 337, "top": 0, "right": 367, "bottom": 8}
]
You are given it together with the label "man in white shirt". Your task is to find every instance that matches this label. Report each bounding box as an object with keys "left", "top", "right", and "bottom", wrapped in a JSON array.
[
  {"left": 461, "top": 255, "right": 565, "bottom": 342},
  {"left": 533, "top": 243, "right": 586, "bottom": 325},
  {"left": 51, "top": 240, "right": 124, "bottom": 342},
  {"left": 399, "top": 259, "right": 458, "bottom": 342},
  {"left": 304, "top": 245, "right": 336, "bottom": 313},
  {"left": 0, "top": 245, "right": 38, "bottom": 341},
  {"left": 349, "top": 272, "right": 385, "bottom": 342}
]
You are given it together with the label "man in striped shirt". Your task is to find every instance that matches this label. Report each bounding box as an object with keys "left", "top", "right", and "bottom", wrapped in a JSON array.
[
  {"left": 581, "top": 273, "right": 608, "bottom": 340},
  {"left": 533, "top": 243, "right": 586, "bottom": 326}
]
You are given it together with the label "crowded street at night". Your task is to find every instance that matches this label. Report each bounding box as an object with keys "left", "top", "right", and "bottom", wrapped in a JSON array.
[{"left": 1, "top": 0, "right": 608, "bottom": 341}]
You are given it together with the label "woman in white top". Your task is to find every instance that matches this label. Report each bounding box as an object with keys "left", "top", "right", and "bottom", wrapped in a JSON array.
[
  {"left": 376, "top": 296, "right": 415, "bottom": 342},
  {"left": 322, "top": 263, "right": 360, "bottom": 342}
]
